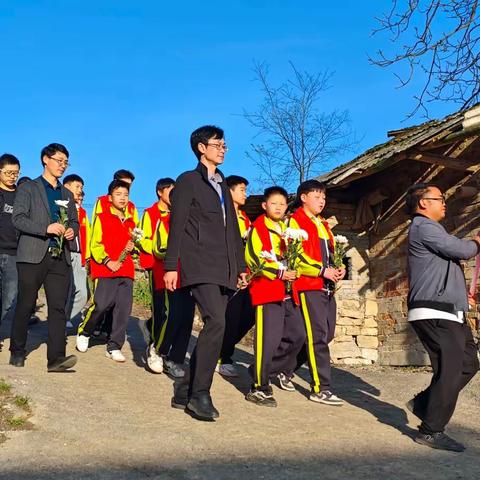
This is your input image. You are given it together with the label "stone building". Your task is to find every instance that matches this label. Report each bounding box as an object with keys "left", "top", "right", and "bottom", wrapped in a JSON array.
[{"left": 245, "top": 104, "right": 480, "bottom": 366}]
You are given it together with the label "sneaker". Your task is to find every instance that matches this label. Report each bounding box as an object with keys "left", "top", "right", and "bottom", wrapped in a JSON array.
[
  {"left": 76, "top": 334, "right": 90, "bottom": 353},
  {"left": 277, "top": 373, "right": 296, "bottom": 392},
  {"left": 106, "top": 350, "right": 126, "bottom": 363},
  {"left": 216, "top": 363, "right": 239, "bottom": 377},
  {"left": 164, "top": 359, "right": 185, "bottom": 378},
  {"left": 309, "top": 390, "right": 344, "bottom": 406},
  {"left": 415, "top": 432, "right": 465, "bottom": 452},
  {"left": 245, "top": 389, "right": 277, "bottom": 407},
  {"left": 146, "top": 344, "right": 163, "bottom": 373}
]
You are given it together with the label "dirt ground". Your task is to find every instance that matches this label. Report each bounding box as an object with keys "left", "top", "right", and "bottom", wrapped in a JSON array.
[{"left": 0, "top": 303, "right": 479, "bottom": 480}]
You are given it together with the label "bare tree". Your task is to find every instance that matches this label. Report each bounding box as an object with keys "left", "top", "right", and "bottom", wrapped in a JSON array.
[
  {"left": 371, "top": 0, "right": 480, "bottom": 117},
  {"left": 242, "top": 62, "right": 355, "bottom": 190}
]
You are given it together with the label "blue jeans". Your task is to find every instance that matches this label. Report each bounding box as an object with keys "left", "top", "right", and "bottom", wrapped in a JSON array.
[{"left": 0, "top": 253, "right": 18, "bottom": 327}]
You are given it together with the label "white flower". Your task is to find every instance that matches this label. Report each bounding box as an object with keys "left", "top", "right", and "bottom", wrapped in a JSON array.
[
  {"left": 54, "top": 199, "right": 69, "bottom": 209},
  {"left": 132, "top": 228, "right": 144, "bottom": 241},
  {"left": 259, "top": 250, "right": 277, "bottom": 262},
  {"left": 334, "top": 235, "right": 349, "bottom": 245},
  {"left": 283, "top": 228, "right": 308, "bottom": 241}
]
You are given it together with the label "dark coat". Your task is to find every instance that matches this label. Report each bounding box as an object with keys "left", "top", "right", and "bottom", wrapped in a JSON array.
[
  {"left": 164, "top": 162, "right": 245, "bottom": 290},
  {"left": 12, "top": 176, "right": 79, "bottom": 265}
]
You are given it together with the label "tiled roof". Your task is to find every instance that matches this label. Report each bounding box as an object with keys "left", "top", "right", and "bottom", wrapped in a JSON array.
[{"left": 317, "top": 105, "right": 479, "bottom": 186}]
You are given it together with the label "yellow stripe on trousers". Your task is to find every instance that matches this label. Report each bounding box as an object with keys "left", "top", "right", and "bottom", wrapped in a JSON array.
[
  {"left": 254, "top": 305, "right": 264, "bottom": 389},
  {"left": 148, "top": 270, "right": 156, "bottom": 341},
  {"left": 77, "top": 279, "right": 99, "bottom": 334},
  {"left": 155, "top": 289, "right": 170, "bottom": 351},
  {"left": 300, "top": 292, "right": 321, "bottom": 394}
]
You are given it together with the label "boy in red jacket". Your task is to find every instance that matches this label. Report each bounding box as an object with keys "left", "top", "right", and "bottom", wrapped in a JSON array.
[
  {"left": 245, "top": 186, "right": 305, "bottom": 407},
  {"left": 76, "top": 180, "right": 136, "bottom": 362},
  {"left": 288, "top": 180, "right": 345, "bottom": 405}
]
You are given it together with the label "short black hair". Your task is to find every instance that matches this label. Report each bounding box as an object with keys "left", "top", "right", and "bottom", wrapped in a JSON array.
[
  {"left": 41, "top": 143, "right": 69, "bottom": 166},
  {"left": 263, "top": 186, "right": 289, "bottom": 202},
  {"left": 190, "top": 125, "right": 224, "bottom": 160},
  {"left": 17, "top": 176, "right": 31, "bottom": 186},
  {"left": 156, "top": 177, "right": 175, "bottom": 194},
  {"left": 405, "top": 183, "right": 441, "bottom": 216},
  {"left": 226, "top": 175, "right": 249, "bottom": 189},
  {"left": 0, "top": 153, "right": 20, "bottom": 170},
  {"left": 293, "top": 179, "right": 326, "bottom": 208},
  {"left": 63, "top": 174, "right": 84, "bottom": 186},
  {"left": 108, "top": 179, "right": 131, "bottom": 195},
  {"left": 113, "top": 169, "right": 135, "bottom": 182}
]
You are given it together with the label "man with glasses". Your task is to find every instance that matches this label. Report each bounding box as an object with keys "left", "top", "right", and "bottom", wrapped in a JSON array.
[
  {"left": 0, "top": 154, "right": 21, "bottom": 351},
  {"left": 405, "top": 183, "right": 480, "bottom": 452},
  {"left": 164, "top": 125, "right": 246, "bottom": 421},
  {"left": 9, "top": 143, "right": 79, "bottom": 372}
]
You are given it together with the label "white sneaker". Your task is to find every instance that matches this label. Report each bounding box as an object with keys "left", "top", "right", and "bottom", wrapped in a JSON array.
[
  {"left": 106, "top": 350, "right": 126, "bottom": 363},
  {"left": 76, "top": 334, "right": 89, "bottom": 353},
  {"left": 216, "top": 363, "right": 239, "bottom": 377},
  {"left": 146, "top": 344, "right": 163, "bottom": 373}
]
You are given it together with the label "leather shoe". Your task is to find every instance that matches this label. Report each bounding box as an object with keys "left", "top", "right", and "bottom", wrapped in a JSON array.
[
  {"left": 47, "top": 355, "right": 77, "bottom": 372},
  {"left": 9, "top": 354, "right": 25, "bottom": 367},
  {"left": 186, "top": 394, "right": 219, "bottom": 421}
]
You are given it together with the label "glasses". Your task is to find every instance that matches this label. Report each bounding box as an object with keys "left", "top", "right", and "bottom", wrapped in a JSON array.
[
  {"left": 0, "top": 169, "right": 20, "bottom": 178},
  {"left": 422, "top": 196, "right": 446, "bottom": 204},
  {"left": 48, "top": 156, "right": 70, "bottom": 167},
  {"left": 206, "top": 143, "right": 229, "bottom": 152}
]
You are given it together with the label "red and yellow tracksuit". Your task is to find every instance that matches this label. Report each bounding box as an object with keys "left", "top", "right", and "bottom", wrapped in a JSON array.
[
  {"left": 149, "top": 213, "right": 195, "bottom": 364},
  {"left": 219, "top": 208, "right": 255, "bottom": 365},
  {"left": 245, "top": 214, "right": 305, "bottom": 392},
  {"left": 78, "top": 209, "right": 136, "bottom": 352},
  {"left": 77, "top": 206, "right": 91, "bottom": 266},
  {"left": 289, "top": 207, "right": 337, "bottom": 394}
]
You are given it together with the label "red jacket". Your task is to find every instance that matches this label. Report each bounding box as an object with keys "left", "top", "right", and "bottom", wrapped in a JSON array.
[
  {"left": 291, "top": 207, "right": 334, "bottom": 292},
  {"left": 139, "top": 202, "right": 163, "bottom": 270},
  {"left": 248, "top": 215, "right": 288, "bottom": 306},
  {"left": 90, "top": 213, "right": 136, "bottom": 280},
  {"left": 78, "top": 206, "right": 88, "bottom": 267}
]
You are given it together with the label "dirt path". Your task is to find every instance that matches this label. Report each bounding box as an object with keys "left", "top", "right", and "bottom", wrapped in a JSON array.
[{"left": 0, "top": 308, "right": 479, "bottom": 480}]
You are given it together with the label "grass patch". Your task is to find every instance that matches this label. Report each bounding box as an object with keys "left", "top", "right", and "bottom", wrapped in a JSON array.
[
  {"left": 7, "top": 417, "right": 27, "bottom": 428},
  {"left": 0, "top": 379, "right": 12, "bottom": 394},
  {"left": 14, "top": 395, "right": 30, "bottom": 410}
]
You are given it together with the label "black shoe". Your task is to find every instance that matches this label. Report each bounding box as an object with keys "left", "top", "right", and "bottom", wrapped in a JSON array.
[
  {"left": 245, "top": 388, "right": 277, "bottom": 407},
  {"left": 186, "top": 394, "right": 219, "bottom": 421},
  {"left": 171, "top": 396, "right": 188, "bottom": 410},
  {"left": 47, "top": 355, "right": 77, "bottom": 372},
  {"left": 415, "top": 432, "right": 465, "bottom": 452},
  {"left": 9, "top": 354, "right": 25, "bottom": 367}
]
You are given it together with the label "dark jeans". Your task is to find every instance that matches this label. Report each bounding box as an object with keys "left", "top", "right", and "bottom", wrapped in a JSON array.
[
  {"left": 410, "top": 319, "right": 479, "bottom": 434},
  {"left": 10, "top": 253, "right": 71, "bottom": 364},
  {"left": 0, "top": 253, "right": 17, "bottom": 328}
]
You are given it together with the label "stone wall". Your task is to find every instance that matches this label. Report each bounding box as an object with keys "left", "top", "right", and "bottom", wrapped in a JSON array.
[{"left": 324, "top": 199, "right": 379, "bottom": 365}]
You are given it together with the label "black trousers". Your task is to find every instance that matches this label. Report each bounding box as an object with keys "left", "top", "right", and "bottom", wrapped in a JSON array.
[
  {"left": 149, "top": 286, "right": 195, "bottom": 364},
  {"left": 187, "top": 284, "right": 230, "bottom": 398},
  {"left": 295, "top": 290, "right": 336, "bottom": 393},
  {"left": 254, "top": 299, "right": 305, "bottom": 391},
  {"left": 220, "top": 288, "right": 255, "bottom": 364},
  {"left": 410, "top": 319, "right": 479, "bottom": 434},
  {"left": 79, "top": 277, "right": 133, "bottom": 351},
  {"left": 10, "top": 252, "right": 71, "bottom": 364}
]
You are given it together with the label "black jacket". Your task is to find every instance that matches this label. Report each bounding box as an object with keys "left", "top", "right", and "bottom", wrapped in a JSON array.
[{"left": 164, "top": 162, "right": 245, "bottom": 290}]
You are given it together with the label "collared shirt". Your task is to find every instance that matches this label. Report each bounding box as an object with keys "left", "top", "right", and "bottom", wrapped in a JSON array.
[{"left": 208, "top": 172, "right": 225, "bottom": 224}]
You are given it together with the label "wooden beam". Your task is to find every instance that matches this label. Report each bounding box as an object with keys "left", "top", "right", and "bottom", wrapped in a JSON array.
[{"left": 409, "top": 152, "right": 478, "bottom": 172}]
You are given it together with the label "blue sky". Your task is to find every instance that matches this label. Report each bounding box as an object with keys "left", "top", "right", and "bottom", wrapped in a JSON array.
[{"left": 0, "top": 1, "right": 454, "bottom": 212}]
